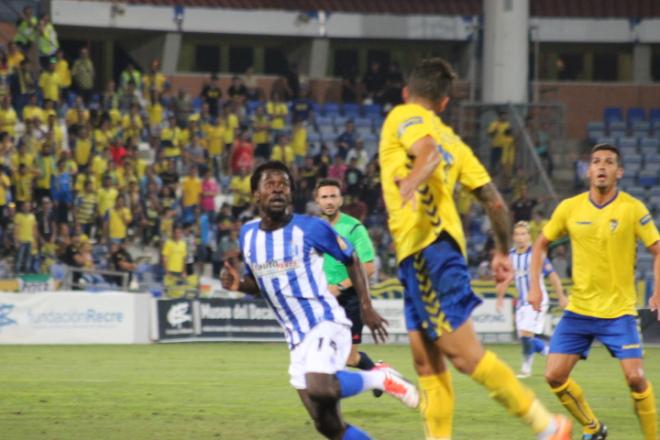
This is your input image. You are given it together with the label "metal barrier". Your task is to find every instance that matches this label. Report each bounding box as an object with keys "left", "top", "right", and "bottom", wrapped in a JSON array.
[
  {"left": 457, "top": 101, "right": 564, "bottom": 199},
  {"left": 61, "top": 266, "right": 130, "bottom": 291}
]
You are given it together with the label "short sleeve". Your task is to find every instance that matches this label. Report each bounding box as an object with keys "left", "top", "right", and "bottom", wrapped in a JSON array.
[
  {"left": 457, "top": 142, "right": 491, "bottom": 191},
  {"left": 349, "top": 223, "right": 375, "bottom": 263},
  {"left": 306, "top": 218, "right": 354, "bottom": 264},
  {"left": 398, "top": 114, "right": 434, "bottom": 152},
  {"left": 542, "top": 258, "right": 555, "bottom": 277},
  {"left": 633, "top": 200, "right": 660, "bottom": 248},
  {"left": 543, "top": 200, "right": 570, "bottom": 241},
  {"left": 162, "top": 241, "right": 171, "bottom": 258}
]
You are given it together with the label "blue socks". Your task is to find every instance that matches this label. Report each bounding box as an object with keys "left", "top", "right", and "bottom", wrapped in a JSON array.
[
  {"left": 521, "top": 336, "right": 534, "bottom": 357},
  {"left": 343, "top": 425, "right": 371, "bottom": 439},
  {"left": 532, "top": 337, "right": 547, "bottom": 354},
  {"left": 336, "top": 370, "right": 384, "bottom": 398}
]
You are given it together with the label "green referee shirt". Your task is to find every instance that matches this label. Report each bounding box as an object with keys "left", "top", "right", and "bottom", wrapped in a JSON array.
[{"left": 323, "top": 213, "right": 375, "bottom": 285}]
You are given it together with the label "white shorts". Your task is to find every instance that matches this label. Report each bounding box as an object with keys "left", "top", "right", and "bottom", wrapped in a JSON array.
[
  {"left": 288, "top": 320, "right": 352, "bottom": 390},
  {"left": 516, "top": 304, "right": 548, "bottom": 335}
]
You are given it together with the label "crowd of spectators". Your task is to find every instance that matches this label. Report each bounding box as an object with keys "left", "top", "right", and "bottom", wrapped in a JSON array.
[{"left": 0, "top": 6, "right": 566, "bottom": 295}]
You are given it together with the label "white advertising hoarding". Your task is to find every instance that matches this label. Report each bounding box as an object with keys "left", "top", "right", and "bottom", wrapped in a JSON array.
[{"left": 0, "top": 292, "right": 151, "bottom": 344}]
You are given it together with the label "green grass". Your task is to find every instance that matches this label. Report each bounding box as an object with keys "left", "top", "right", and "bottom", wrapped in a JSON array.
[{"left": 0, "top": 343, "right": 656, "bottom": 439}]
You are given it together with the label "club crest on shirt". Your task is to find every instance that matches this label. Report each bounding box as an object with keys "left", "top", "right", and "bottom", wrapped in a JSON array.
[{"left": 609, "top": 219, "right": 618, "bottom": 232}]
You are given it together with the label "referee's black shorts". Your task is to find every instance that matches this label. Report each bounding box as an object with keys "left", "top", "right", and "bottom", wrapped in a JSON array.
[{"left": 337, "top": 287, "right": 363, "bottom": 344}]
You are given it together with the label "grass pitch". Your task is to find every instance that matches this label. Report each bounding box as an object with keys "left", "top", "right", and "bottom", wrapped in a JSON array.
[{"left": 0, "top": 343, "right": 657, "bottom": 439}]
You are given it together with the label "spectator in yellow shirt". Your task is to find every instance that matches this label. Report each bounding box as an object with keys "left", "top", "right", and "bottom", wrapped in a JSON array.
[
  {"left": 14, "top": 201, "right": 37, "bottom": 273},
  {"left": 229, "top": 166, "right": 251, "bottom": 218},
  {"left": 291, "top": 118, "right": 308, "bottom": 167},
  {"left": 73, "top": 125, "right": 93, "bottom": 171},
  {"left": 251, "top": 106, "right": 271, "bottom": 160},
  {"left": 55, "top": 49, "right": 71, "bottom": 89},
  {"left": 266, "top": 92, "right": 288, "bottom": 139},
  {"left": 97, "top": 175, "right": 118, "bottom": 216},
  {"left": 204, "top": 117, "right": 225, "bottom": 177},
  {"left": 180, "top": 166, "right": 202, "bottom": 215},
  {"left": 39, "top": 60, "right": 60, "bottom": 103},
  {"left": 162, "top": 224, "right": 187, "bottom": 275},
  {"left": 270, "top": 134, "right": 294, "bottom": 166},
  {"left": 105, "top": 196, "right": 132, "bottom": 243},
  {"left": 14, "top": 163, "right": 34, "bottom": 204},
  {"left": 0, "top": 95, "right": 18, "bottom": 136},
  {"left": 22, "top": 94, "right": 45, "bottom": 124}
]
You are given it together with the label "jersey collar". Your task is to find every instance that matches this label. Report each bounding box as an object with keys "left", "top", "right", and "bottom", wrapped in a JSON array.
[{"left": 588, "top": 190, "right": 619, "bottom": 210}]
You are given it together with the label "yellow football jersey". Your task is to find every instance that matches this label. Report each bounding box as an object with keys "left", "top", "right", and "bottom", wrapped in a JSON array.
[
  {"left": 380, "top": 103, "right": 491, "bottom": 263},
  {"left": 543, "top": 191, "right": 660, "bottom": 319}
]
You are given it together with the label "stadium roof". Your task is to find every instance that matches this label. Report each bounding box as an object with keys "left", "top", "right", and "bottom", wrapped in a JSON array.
[{"left": 118, "top": 0, "right": 660, "bottom": 17}]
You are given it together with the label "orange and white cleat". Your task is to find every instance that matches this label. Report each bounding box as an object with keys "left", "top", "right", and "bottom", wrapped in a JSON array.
[
  {"left": 374, "top": 363, "right": 420, "bottom": 409},
  {"left": 548, "top": 414, "right": 573, "bottom": 440}
]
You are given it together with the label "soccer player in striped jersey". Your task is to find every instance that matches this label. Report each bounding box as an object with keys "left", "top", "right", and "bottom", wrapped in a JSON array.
[
  {"left": 220, "top": 161, "right": 419, "bottom": 440},
  {"left": 379, "top": 57, "right": 571, "bottom": 440},
  {"left": 530, "top": 144, "right": 660, "bottom": 440},
  {"left": 497, "top": 221, "right": 567, "bottom": 378},
  {"left": 315, "top": 178, "right": 387, "bottom": 397}
]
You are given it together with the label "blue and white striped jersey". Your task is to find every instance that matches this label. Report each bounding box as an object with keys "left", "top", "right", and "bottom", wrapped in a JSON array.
[
  {"left": 509, "top": 246, "right": 555, "bottom": 307},
  {"left": 240, "top": 214, "right": 353, "bottom": 349}
]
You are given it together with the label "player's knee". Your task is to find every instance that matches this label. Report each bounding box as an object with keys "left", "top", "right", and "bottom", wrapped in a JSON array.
[
  {"left": 447, "top": 352, "right": 479, "bottom": 375},
  {"left": 624, "top": 370, "right": 647, "bottom": 393},
  {"left": 345, "top": 350, "right": 360, "bottom": 368},
  {"left": 544, "top": 370, "right": 568, "bottom": 388},
  {"left": 306, "top": 376, "right": 339, "bottom": 403}
]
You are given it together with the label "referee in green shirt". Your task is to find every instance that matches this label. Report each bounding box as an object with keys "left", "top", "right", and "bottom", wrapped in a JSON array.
[{"left": 315, "top": 178, "right": 386, "bottom": 395}]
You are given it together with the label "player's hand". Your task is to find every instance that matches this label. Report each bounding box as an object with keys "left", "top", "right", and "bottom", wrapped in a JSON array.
[
  {"left": 558, "top": 295, "right": 569, "bottom": 309},
  {"left": 220, "top": 261, "right": 239, "bottom": 291},
  {"left": 361, "top": 305, "right": 389, "bottom": 344},
  {"left": 495, "top": 296, "right": 504, "bottom": 314},
  {"left": 649, "top": 292, "right": 660, "bottom": 320},
  {"left": 528, "top": 284, "right": 543, "bottom": 312},
  {"left": 395, "top": 176, "right": 418, "bottom": 210},
  {"left": 492, "top": 251, "right": 513, "bottom": 286},
  {"left": 327, "top": 284, "right": 340, "bottom": 297}
]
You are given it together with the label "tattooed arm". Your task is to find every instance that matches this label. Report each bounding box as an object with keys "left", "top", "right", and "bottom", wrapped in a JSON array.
[
  {"left": 472, "top": 182, "right": 513, "bottom": 285},
  {"left": 472, "top": 182, "right": 511, "bottom": 254}
]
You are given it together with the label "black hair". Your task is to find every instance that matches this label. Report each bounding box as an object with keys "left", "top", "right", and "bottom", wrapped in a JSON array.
[
  {"left": 591, "top": 143, "right": 622, "bottom": 166},
  {"left": 407, "top": 57, "right": 457, "bottom": 102},
  {"left": 314, "top": 178, "right": 342, "bottom": 195},
  {"left": 250, "top": 161, "right": 295, "bottom": 193}
]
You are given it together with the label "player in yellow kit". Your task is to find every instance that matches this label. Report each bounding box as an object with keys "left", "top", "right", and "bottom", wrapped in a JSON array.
[
  {"left": 379, "top": 57, "right": 571, "bottom": 440},
  {"left": 530, "top": 144, "right": 660, "bottom": 440}
]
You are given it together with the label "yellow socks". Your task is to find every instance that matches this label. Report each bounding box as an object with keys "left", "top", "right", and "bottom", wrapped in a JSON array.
[
  {"left": 632, "top": 381, "right": 657, "bottom": 440},
  {"left": 419, "top": 371, "right": 454, "bottom": 440},
  {"left": 551, "top": 378, "right": 599, "bottom": 434},
  {"left": 471, "top": 350, "right": 553, "bottom": 434}
]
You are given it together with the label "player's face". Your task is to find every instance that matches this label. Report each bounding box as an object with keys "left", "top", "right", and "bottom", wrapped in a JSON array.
[
  {"left": 513, "top": 227, "right": 531, "bottom": 249},
  {"left": 588, "top": 150, "right": 622, "bottom": 191},
  {"left": 315, "top": 185, "right": 342, "bottom": 217},
  {"left": 256, "top": 170, "right": 292, "bottom": 220}
]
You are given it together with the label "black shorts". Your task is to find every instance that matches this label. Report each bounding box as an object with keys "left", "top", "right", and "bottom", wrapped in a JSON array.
[{"left": 337, "top": 288, "right": 363, "bottom": 344}]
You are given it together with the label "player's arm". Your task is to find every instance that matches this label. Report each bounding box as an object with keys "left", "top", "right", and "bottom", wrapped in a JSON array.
[
  {"left": 220, "top": 261, "right": 260, "bottom": 295},
  {"left": 529, "top": 233, "right": 551, "bottom": 311},
  {"left": 397, "top": 136, "right": 441, "bottom": 205},
  {"left": 472, "top": 182, "right": 512, "bottom": 287},
  {"left": 547, "top": 271, "right": 568, "bottom": 309},
  {"left": 344, "top": 253, "right": 388, "bottom": 343},
  {"left": 336, "top": 224, "right": 376, "bottom": 289},
  {"left": 495, "top": 255, "right": 514, "bottom": 313},
  {"left": 648, "top": 240, "right": 660, "bottom": 318}
]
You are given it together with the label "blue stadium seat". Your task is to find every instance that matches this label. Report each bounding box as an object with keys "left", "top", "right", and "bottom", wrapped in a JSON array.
[
  {"left": 627, "top": 186, "right": 646, "bottom": 199},
  {"left": 307, "top": 131, "right": 321, "bottom": 144},
  {"left": 587, "top": 121, "right": 606, "bottom": 142},
  {"left": 649, "top": 195, "right": 660, "bottom": 211},
  {"left": 640, "top": 137, "right": 659, "bottom": 150},
  {"left": 638, "top": 171, "right": 659, "bottom": 187},
  {"left": 192, "top": 96, "right": 203, "bottom": 113},
  {"left": 619, "top": 147, "right": 641, "bottom": 157},
  {"left": 608, "top": 120, "right": 626, "bottom": 130},
  {"left": 322, "top": 102, "right": 341, "bottom": 116},
  {"left": 363, "top": 103, "right": 382, "bottom": 117},
  {"left": 334, "top": 115, "right": 349, "bottom": 128},
  {"left": 618, "top": 137, "right": 637, "bottom": 148},
  {"left": 343, "top": 103, "right": 360, "bottom": 118},
  {"left": 596, "top": 136, "right": 617, "bottom": 145},
  {"left": 604, "top": 107, "right": 624, "bottom": 123},
  {"left": 319, "top": 124, "right": 336, "bottom": 141},
  {"left": 619, "top": 176, "right": 635, "bottom": 189},
  {"left": 315, "top": 115, "right": 333, "bottom": 126},
  {"left": 246, "top": 100, "right": 262, "bottom": 114},
  {"left": 624, "top": 161, "right": 642, "bottom": 175},
  {"left": 357, "top": 126, "right": 373, "bottom": 139},
  {"left": 650, "top": 187, "right": 660, "bottom": 198},
  {"left": 632, "top": 122, "right": 650, "bottom": 139},
  {"left": 650, "top": 108, "right": 660, "bottom": 123},
  {"left": 627, "top": 108, "right": 646, "bottom": 125},
  {"left": 354, "top": 117, "right": 372, "bottom": 128}
]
